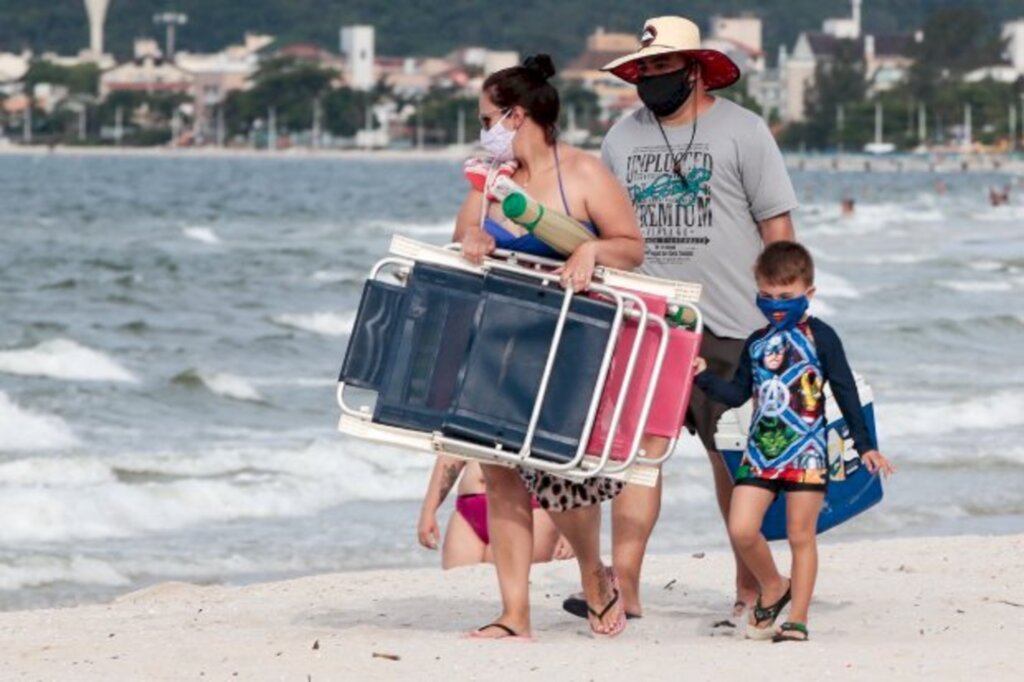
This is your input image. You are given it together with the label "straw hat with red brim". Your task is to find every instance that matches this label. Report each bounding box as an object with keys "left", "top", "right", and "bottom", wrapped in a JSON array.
[{"left": 601, "top": 16, "right": 741, "bottom": 91}]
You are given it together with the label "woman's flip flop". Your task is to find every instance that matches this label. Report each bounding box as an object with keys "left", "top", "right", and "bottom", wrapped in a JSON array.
[
  {"left": 588, "top": 569, "right": 627, "bottom": 638},
  {"left": 463, "top": 623, "right": 535, "bottom": 642}
]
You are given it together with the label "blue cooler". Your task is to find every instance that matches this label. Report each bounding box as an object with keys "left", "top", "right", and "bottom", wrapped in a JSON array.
[{"left": 714, "top": 376, "right": 884, "bottom": 541}]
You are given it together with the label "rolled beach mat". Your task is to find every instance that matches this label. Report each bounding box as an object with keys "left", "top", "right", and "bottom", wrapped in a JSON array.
[{"left": 501, "top": 191, "right": 595, "bottom": 256}]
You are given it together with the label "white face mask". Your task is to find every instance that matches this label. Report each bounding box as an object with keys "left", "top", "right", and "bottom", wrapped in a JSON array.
[{"left": 479, "top": 110, "right": 517, "bottom": 162}]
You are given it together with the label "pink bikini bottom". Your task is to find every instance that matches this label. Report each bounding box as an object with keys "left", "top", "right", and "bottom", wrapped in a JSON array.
[{"left": 455, "top": 493, "right": 540, "bottom": 545}]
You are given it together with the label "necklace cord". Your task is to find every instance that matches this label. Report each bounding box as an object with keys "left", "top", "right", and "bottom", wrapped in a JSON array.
[{"left": 653, "top": 67, "right": 698, "bottom": 191}]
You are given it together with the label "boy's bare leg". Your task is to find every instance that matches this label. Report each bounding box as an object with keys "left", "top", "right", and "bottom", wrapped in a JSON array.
[
  {"left": 707, "top": 449, "right": 760, "bottom": 611},
  {"left": 727, "top": 485, "right": 788, "bottom": 626},
  {"left": 477, "top": 465, "right": 534, "bottom": 637},
  {"left": 783, "top": 491, "right": 824, "bottom": 635},
  {"left": 610, "top": 435, "right": 666, "bottom": 616}
]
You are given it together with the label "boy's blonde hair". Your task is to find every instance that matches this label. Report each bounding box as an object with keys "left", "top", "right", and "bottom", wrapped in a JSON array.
[{"left": 755, "top": 241, "right": 815, "bottom": 287}]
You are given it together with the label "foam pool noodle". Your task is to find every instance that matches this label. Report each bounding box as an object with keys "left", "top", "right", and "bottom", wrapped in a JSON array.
[{"left": 501, "top": 190, "right": 595, "bottom": 256}]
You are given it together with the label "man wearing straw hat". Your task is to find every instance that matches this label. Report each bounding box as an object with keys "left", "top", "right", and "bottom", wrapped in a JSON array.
[{"left": 564, "top": 16, "right": 798, "bottom": 625}]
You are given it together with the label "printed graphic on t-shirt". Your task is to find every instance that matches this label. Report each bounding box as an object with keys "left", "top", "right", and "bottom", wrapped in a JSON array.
[
  {"left": 624, "top": 144, "right": 713, "bottom": 264},
  {"left": 738, "top": 322, "right": 828, "bottom": 483}
]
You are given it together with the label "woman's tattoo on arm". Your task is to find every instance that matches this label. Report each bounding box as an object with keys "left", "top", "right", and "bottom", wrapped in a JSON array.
[{"left": 439, "top": 464, "right": 460, "bottom": 499}]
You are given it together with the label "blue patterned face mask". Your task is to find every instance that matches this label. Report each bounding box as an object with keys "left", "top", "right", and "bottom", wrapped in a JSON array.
[{"left": 756, "top": 294, "right": 809, "bottom": 331}]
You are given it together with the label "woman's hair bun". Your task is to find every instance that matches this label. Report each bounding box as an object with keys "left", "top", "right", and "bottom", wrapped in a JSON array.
[{"left": 522, "top": 54, "right": 556, "bottom": 81}]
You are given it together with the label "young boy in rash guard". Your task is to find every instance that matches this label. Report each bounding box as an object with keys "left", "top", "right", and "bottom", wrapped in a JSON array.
[{"left": 693, "top": 241, "right": 895, "bottom": 642}]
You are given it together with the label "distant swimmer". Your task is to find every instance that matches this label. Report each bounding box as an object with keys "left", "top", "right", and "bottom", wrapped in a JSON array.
[
  {"left": 840, "top": 198, "right": 856, "bottom": 216},
  {"left": 989, "top": 185, "right": 1010, "bottom": 207}
]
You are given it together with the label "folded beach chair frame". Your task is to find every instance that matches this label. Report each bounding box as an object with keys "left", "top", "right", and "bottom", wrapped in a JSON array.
[{"left": 336, "top": 237, "right": 702, "bottom": 485}]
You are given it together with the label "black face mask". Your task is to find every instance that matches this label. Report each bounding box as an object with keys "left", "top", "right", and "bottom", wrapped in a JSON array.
[{"left": 637, "top": 66, "right": 695, "bottom": 118}]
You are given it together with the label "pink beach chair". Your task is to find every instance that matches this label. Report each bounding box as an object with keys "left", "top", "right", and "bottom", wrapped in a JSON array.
[{"left": 587, "top": 291, "right": 702, "bottom": 462}]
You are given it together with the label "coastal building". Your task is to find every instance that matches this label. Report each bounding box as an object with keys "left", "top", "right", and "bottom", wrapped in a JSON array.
[
  {"left": 1002, "top": 19, "right": 1024, "bottom": 76},
  {"left": 376, "top": 56, "right": 458, "bottom": 97},
  {"left": 83, "top": 0, "right": 110, "bottom": 61},
  {"left": 340, "top": 25, "right": 375, "bottom": 90},
  {"left": 99, "top": 39, "right": 194, "bottom": 97},
  {"left": 562, "top": 28, "right": 637, "bottom": 123},
  {"left": 782, "top": 1, "right": 917, "bottom": 122},
  {"left": 822, "top": 0, "right": 863, "bottom": 40},
  {"left": 705, "top": 14, "right": 768, "bottom": 120},
  {"left": 747, "top": 46, "right": 787, "bottom": 124},
  {"left": 175, "top": 34, "right": 273, "bottom": 143},
  {"left": 707, "top": 15, "right": 765, "bottom": 73},
  {"left": 0, "top": 51, "right": 30, "bottom": 92}
]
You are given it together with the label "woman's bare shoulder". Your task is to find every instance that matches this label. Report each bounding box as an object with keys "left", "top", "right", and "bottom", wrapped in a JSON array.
[{"left": 558, "top": 144, "right": 608, "bottom": 179}]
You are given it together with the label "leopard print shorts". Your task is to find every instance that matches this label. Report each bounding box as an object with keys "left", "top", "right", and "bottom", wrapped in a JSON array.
[{"left": 518, "top": 468, "right": 624, "bottom": 512}]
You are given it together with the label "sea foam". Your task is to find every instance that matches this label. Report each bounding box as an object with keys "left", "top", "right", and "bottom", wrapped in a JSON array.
[
  {"left": 0, "top": 392, "right": 79, "bottom": 451},
  {"left": 270, "top": 311, "right": 355, "bottom": 336},
  {"left": 182, "top": 226, "right": 221, "bottom": 245},
  {"left": 0, "top": 338, "right": 138, "bottom": 383}
]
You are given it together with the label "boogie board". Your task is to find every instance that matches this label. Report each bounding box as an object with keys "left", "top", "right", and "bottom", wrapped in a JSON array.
[{"left": 714, "top": 376, "right": 884, "bottom": 541}]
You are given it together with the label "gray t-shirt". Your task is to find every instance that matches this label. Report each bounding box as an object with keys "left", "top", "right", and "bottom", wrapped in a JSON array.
[{"left": 601, "top": 98, "right": 798, "bottom": 339}]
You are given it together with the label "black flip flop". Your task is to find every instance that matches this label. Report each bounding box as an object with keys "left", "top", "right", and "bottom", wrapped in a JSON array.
[
  {"left": 465, "top": 622, "right": 533, "bottom": 642},
  {"left": 746, "top": 585, "right": 792, "bottom": 640},
  {"left": 562, "top": 595, "right": 641, "bottom": 620}
]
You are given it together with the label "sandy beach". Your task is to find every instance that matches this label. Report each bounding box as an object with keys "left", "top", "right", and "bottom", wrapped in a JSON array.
[{"left": 0, "top": 534, "right": 1019, "bottom": 681}]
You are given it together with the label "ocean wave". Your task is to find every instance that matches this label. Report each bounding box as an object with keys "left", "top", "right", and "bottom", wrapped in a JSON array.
[
  {"left": 0, "top": 392, "right": 79, "bottom": 452},
  {"left": 880, "top": 390, "right": 1024, "bottom": 439},
  {"left": 938, "top": 279, "right": 1015, "bottom": 293},
  {"left": 801, "top": 203, "right": 945, "bottom": 235},
  {"left": 895, "top": 447, "right": 1024, "bottom": 469},
  {"left": 367, "top": 220, "right": 453, "bottom": 236},
  {"left": 172, "top": 369, "right": 265, "bottom": 403},
  {"left": 249, "top": 376, "right": 336, "bottom": 388},
  {"left": 0, "top": 440, "right": 430, "bottom": 544},
  {"left": 808, "top": 297, "right": 835, "bottom": 316},
  {"left": 967, "top": 259, "right": 1007, "bottom": 273},
  {"left": 182, "top": 226, "right": 221, "bottom": 244},
  {"left": 0, "top": 338, "right": 138, "bottom": 383},
  {"left": 0, "top": 456, "right": 112, "bottom": 486},
  {"left": 815, "top": 251, "right": 935, "bottom": 266},
  {"left": 0, "top": 555, "right": 129, "bottom": 591},
  {"left": 975, "top": 205, "right": 1024, "bottom": 222},
  {"left": 270, "top": 311, "right": 355, "bottom": 336},
  {"left": 312, "top": 269, "right": 363, "bottom": 284},
  {"left": 815, "top": 270, "right": 861, "bottom": 298}
]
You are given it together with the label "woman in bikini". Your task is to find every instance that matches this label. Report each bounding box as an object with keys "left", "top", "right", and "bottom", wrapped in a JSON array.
[
  {"left": 452, "top": 55, "right": 644, "bottom": 640},
  {"left": 417, "top": 457, "right": 572, "bottom": 568}
]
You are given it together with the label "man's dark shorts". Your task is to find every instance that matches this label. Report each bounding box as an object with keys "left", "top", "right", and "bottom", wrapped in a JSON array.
[{"left": 685, "top": 328, "right": 746, "bottom": 453}]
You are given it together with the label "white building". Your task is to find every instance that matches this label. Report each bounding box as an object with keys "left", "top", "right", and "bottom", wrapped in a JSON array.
[
  {"left": 175, "top": 34, "right": 273, "bottom": 141},
  {"left": 710, "top": 15, "right": 763, "bottom": 55},
  {"left": 1003, "top": 20, "right": 1024, "bottom": 75},
  {"left": 782, "top": 28, "right": 915, "bottom": 122},
  {"left": 822, "top": 0, "right": 862, "bottom": 40},
  {"left": 704, "top": 28, "right": 765, "bottom": 76},
  {"left": 84, "top": 0, "right": 110, "bottom": 60},
  {"left": 100, "top": 49, "right": 194, "bottom": 98},
  {"left": 340, "top": 25, "right": 375, "bottom": 90},
  {"left": 0, "top": 51, "right": 30, "bottom": 85}
]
